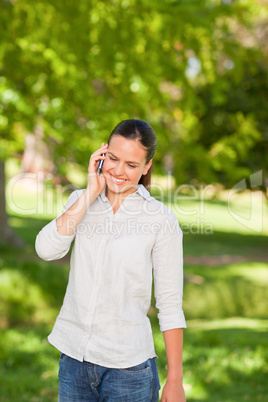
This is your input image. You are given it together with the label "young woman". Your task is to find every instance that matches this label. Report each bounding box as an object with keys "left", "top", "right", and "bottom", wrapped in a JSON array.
[{"left": 35, "top": 119, "right": 186, "bottom": 402}]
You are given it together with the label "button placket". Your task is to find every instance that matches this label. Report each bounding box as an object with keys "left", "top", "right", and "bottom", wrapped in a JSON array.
[{"left": 82, "top": 206, "right": 114, "bottom": 357}]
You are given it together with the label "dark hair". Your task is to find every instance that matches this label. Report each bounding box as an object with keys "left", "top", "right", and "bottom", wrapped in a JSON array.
[{"left": 108, "top": 119, "right": 157, "bottom": 191}]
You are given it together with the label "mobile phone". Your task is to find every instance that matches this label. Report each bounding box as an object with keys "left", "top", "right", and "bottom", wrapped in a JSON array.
[{"left": 97, "top": 154, "right": 106, "bottom": 175}]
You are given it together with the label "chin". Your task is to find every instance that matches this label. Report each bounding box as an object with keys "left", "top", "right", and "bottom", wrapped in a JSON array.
[
  {"left": 106, "top": 180, "right": 126, "bottom": 192},
  {"left": 107, "top": 181, "right": 138, "bottom": 196}
]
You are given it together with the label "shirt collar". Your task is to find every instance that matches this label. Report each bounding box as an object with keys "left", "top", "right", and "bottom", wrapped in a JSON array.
[
  {"left": 100, "top": 186, "right": 109, "bottom": 202},
  {"left": 135, "top": 184, "right": 152, "bottom": 201},
  {"left": 99, "top": 184, "right": 152, "bottom": 203}
]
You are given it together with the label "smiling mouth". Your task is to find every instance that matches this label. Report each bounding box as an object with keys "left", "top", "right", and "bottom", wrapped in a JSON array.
[{"left": 109, "top": 173, "right": 127, "bottom": 185}]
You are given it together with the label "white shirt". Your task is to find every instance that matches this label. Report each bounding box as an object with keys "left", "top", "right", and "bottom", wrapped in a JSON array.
[{"left": 35, "top": 184, "right": 186, "bottom": 368}]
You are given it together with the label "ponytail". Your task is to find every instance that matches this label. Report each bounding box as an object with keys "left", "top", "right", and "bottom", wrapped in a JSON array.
[{"left": 138, "top": 164, "right": 153, "bottom": 192}]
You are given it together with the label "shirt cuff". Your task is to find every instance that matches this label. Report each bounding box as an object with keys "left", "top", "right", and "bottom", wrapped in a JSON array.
[
  {"left": 35, "top": 219, "right": 75, "bottom": 261},
  {"left": 158, "top": 309, "right": 187, "bottom": 332},
  {"left": 43, "top": 219, "right": 75, "bottom": 246}
]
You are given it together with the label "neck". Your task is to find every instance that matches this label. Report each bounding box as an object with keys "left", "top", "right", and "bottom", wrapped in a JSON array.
[{"left": 105, "top": 186, "right": 138, "bottom": 212}]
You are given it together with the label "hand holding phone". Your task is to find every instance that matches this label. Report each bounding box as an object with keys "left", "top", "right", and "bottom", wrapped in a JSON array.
[
  {"left": 87, "top": 144, "right": 107, "bottom": 197},
  {"left": 97, "top": 154, "right": 106, "bottom": 175}
]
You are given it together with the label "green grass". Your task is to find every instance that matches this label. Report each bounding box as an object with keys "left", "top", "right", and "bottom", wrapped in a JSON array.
[{"left": 1, "top": 178, "right": 268, "bottom": 401}]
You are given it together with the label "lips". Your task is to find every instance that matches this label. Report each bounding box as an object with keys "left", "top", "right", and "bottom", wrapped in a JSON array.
[{"left": 109, "top": 173, "right": 127, "bottom": 185}]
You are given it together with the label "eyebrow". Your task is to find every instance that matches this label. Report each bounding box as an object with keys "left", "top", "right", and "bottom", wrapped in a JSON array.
[{"left": 108, "top": 151, "right": 140, "bottom": 165}]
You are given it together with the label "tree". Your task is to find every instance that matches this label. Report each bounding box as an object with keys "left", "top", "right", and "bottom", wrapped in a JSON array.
[{"left": 1, "top": 0, "right": 267, "bottom": 243}]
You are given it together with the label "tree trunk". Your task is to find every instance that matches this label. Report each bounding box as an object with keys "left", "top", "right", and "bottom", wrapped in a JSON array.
[
  {"left": 0, "top": 159, "right": 10, "bottom": 242},
  {"left": 0, "top": 160, "right": 24, "bottom": 246}
]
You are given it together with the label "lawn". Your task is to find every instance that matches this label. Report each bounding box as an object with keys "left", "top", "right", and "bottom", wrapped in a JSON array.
[{"left": 1, "top": 171, "right": 268, "bottom": 401}]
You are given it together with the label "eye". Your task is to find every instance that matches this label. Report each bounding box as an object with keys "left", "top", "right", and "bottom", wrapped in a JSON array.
[
  {"left": 109, "top": 156, "right": 117, "bottom": 161},
  {"left": 128, "top": 164, "right": 137, "bottom": 169}
]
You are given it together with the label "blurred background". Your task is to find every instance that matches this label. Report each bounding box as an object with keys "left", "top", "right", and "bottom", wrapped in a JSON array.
[{"left": 0, "top": 0, "right": 267, "bottom": 401}]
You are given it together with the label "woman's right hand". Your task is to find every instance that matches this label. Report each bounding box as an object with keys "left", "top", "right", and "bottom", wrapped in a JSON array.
[
  {"left": 55, "top": 143, "right": 108, "bottom": 236},
  {"left": 86, "top": 143, "right": 108, "bottom": 198}
]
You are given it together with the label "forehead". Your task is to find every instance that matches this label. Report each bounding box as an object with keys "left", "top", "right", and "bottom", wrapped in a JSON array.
[{"left": 108, "top": 135, "right": 147, "bottom": 162}]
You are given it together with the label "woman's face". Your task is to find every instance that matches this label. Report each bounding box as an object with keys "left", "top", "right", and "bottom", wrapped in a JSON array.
[{"left": 102, "top": 135, "right": 152, "bottom": 198}]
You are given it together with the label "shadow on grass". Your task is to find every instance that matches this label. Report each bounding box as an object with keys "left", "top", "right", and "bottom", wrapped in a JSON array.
[
  {"left": 7, "top": 214, "right": 53, "bottom": 247},
  {"left": 183, "top": 229, "right": 268, "bottom": 258},
  {"left": 0, "top": 327, "right": 59, "bottom": 402},
  {"left": 0, "top": 257, "right": 69, "bottom": 328},
  {"left": 183, "top": 262, "right": 268, "bottom": 320}
]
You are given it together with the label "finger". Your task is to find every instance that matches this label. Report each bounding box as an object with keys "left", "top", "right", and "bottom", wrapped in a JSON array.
[
  {"left": 91, "top": 144, "right": 108, "bottom": 158},
  {"left": 88, "top": 144, "right": 108, "bottom": 173},
  {"left": 90, "top": 154, "right": 106, "bottom": 164},
  {"left": 90, "top": 149, "right": 107, "bottom": 162},
  {"left": 88, "top": 154, "right": 107, "bottom": 174},
  {"left": 100, "top": 143, "right": 108, "bottom": 152}
]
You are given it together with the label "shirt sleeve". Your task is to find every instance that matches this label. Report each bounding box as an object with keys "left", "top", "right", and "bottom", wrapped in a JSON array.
[
  {"left": 152, "top": 211, "right": 186, "bottom": 332},
  {"left": 35, "top": 189, "right": 82, "bottom": 261}
]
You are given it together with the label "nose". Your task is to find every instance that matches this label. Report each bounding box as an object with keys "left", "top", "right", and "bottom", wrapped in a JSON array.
[{"left": 114, "top": 162, "right": 125, "bottom": 176}]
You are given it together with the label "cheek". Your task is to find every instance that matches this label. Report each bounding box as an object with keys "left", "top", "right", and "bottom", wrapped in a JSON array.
[
  {"left": 127, "top": 167, "right": 144, "bottom": 181},
  {"left": 103, "top": 158, "right": 113, "bottom": 172}
]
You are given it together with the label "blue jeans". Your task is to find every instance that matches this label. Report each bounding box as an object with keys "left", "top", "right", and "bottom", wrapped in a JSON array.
[{"left": 58, "top": 353, "right": 161, "bottom": 401}]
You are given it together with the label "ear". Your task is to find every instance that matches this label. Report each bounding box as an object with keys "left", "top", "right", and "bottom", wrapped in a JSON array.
[{"left": 142, "top": 159, "right": 152, "bottom": 176}]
